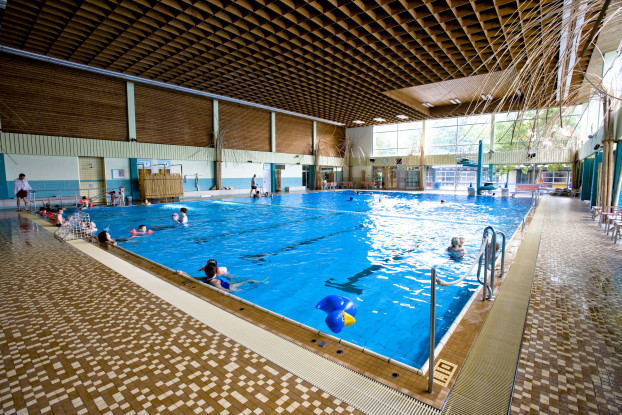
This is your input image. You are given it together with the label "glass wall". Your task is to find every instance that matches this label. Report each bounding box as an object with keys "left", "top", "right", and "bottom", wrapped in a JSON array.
[
  {"left": 372, "top": 106, "right": 583, "bottom": 157},
  {"left": 372, "top": 122, "right": 423, "bottom": 156}
]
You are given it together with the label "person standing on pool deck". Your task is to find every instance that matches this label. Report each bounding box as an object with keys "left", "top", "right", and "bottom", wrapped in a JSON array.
[
  {"left": 14, "top": 173, "right": 34, "bottom": 211},
  {"left": 250, "top": 174, "right": 257, "bottom": 196}
]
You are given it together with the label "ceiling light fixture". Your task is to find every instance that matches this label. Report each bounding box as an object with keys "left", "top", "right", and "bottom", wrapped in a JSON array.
[
  {"left": 352, "top": 120, "right": 365, "bottom": 124},
  {"left": 486, "top": 94, "right": 493, "bottom": 100},
  {"left": 516, "top": 89, "right": 522, "bottom": 96},
  {"left": 480, "top": 94, "right": 488, "bottom": 100},
  {"left": 449, "top": 98, "right": 461, "bottom": 105},
  {"left": 422, "top": 102, "right": 433, "bottom": 108},
  {"left": 373, "top": 117, "right": 386, "bottom": 122},
  {"left": 396, "top": 115, "right": 408, "bottom": 119}
]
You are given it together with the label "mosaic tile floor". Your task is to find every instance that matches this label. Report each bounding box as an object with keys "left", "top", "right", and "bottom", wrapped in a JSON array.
[
  {"left": 510, "top": 198, "right": 622, "bottom": 415},
  {"left": 0, "top": 212, "right": 362, "bottom": 414}
]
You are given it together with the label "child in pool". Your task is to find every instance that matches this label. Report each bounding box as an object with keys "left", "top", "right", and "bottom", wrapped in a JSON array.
[
  {"left": 54, "top": 208, "right": 65, "bottom": 227},
  {"left": 173, "top": 208, "right": 188, "bottom": 224}
]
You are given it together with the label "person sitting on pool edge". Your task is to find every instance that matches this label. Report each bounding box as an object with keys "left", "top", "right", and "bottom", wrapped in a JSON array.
[{"left": 447, "top": 237, "right": 466, "bottom": 257}]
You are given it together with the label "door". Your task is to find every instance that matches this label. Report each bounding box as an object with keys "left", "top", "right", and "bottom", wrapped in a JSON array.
[
  {"left": 275, "top": 169, "right": 282, "bottom": 192},
  {"left": 79, "top": 157, "right": 105, "bottom": 204}
]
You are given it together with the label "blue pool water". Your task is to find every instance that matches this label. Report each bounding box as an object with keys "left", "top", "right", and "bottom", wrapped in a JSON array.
[{"left": 82, "top": 191, "right": 532, "bottom": 368}]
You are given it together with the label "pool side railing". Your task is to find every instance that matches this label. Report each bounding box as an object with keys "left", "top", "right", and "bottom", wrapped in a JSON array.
[{"left": 428, "top": 225, "right": 507, "bottom": 393}]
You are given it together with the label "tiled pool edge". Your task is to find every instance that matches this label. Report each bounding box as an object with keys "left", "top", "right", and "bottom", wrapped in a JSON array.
[
  {"left": 27, "top": 213, "right": 441, "bottom": 414},
  {"left": 24, "top": 196, "right": 536, "bottom": 410},
  {"left": 418, "top": 203, "right": 537, "bottom": 375},
  {"left": 440, "top": 198, "right": 546, "bottom": 414}
]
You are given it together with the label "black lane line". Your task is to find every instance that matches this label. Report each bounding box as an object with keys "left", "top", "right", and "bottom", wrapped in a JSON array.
[
  {"left": 323, "top": 245, "right": 419, "bottom": 295},
  {"left": 240, "top": 223, "right": 367, "bottom": 264},
  {"left": 191, "top": 212, "right": 338, "bottom": 244}
]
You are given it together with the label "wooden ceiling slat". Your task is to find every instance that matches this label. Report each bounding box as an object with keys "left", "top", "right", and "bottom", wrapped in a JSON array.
[{"left": 0, "top": 0, "right": 586, "bottom": 126}]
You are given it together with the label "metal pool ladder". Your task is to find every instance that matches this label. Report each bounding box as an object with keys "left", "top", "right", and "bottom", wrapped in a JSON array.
[{"left": 427, "top": 225, "right": 506, "bottom": 392}]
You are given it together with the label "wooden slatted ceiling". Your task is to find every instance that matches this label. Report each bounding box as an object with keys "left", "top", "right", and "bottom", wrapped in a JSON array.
[
  {"left": 0, "top": 1, "right": 595, "bottom": 127},
  {"left": 0, "top": 52, "right": 128, "bottom": 140}
]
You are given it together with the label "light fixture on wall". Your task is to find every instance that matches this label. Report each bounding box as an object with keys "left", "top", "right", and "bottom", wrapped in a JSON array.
[
  {"left": 593, "top": 144, "right": 600, "bottom": 150},
  {"left": 369, "top": 158, "right": 376, "bottom": 163}
]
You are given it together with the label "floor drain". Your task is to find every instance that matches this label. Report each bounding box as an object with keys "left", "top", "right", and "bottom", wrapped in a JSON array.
[
  {"left": 336, "top": 350, "right": 343, "bottom": 354},
  {"left": 310, "top": 339, "right": 317, "bottom": 343},
  {"left": 239, "top": 308, "right": 245, "bottom": 311},
  {"left": 391, "top": 373, "right": 399, "bottom": 378}
]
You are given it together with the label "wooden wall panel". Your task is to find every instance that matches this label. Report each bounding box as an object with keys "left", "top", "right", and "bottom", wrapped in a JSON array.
[
  {"left": 317, "top": 122, "right": 345, "bottom": 157},
  {"left": 275, "top": 113, "right": 312, "bottom": 155},
  {"left": 219, "top": 101, "right": 271, "bottom": 152},
  {"left": 134, "top": 85, "right": 212, "bottom": 147},
  {"left": 0, "top": 53, "right": 128, "bottom": 140}
]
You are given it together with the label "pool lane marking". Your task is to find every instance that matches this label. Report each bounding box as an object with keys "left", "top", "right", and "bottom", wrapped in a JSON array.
[
  {"left": 239, "top": 222, "right": 366, "bottom": 263},
  {"left": 212, "top": 199, "right": 521, "bottom": 227},
  {"left": 323, "top": 244, "right": 420, "bottom": 295},
  {"left": 65, "top": 238, "right": 438, "bottom": 415}
]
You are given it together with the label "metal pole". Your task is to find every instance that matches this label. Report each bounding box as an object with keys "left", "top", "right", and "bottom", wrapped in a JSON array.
[{"left": 428, "top": 268, "right": 436, "bottom": 393}]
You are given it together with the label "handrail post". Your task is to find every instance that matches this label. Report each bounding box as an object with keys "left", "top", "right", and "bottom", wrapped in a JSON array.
[
  {"left": 497, "top": 231, "right": 506, "bottom": 278},
  {"left": 428, "top": 268, "right": 436, "bottom": 393}
]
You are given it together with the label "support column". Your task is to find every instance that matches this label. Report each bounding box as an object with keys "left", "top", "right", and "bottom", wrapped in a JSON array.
[
  {"left": 613, "top": 143, "right": 622, "bottom": 208},
  {"left": 213, "top": 100, "right": 221, "bottom": 190},
  {"left": 271, "top": 112, "right": 276, "bottom": 153},
  {"left": 477, "top": 140, "right": 483, "bottom": 195},
  {"left": 419, "top": 120, "right": 426, "bottom": 191},
  {"left": 489, "top": 114, "right": 495, "bottom": 181},
  {"left": 126, "top": 82, "right": 137, "bottom": 142},
  {"left": 0, "top": 154, "right": 8, "bottom": 199}
]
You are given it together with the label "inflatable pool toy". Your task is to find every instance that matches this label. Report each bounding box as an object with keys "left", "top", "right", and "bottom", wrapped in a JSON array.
[
  {"left": 315, "top": 295, "right": 357, "bottom": 333},
  {"left": 199, "top": 266, "right": 228, "bottom": 275},
  {"left": 130, "top": 228, "right": 154, "bottom": 235},
  {"left": 172, "top": 213, "right": 179, "bottom": 222}
]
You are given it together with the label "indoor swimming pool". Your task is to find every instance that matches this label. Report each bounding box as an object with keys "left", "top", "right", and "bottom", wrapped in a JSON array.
[{"left": 82, "top": 191, "right": 532, "bottom": 368}]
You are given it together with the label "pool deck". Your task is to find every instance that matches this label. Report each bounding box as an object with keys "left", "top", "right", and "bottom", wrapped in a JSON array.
[{"left": 0, "top": 195, "right": 620, "bottom": 414}]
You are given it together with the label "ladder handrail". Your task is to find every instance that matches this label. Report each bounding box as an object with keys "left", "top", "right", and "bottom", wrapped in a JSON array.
[{"left": 429, "top": 224, "right": 506, "bottom": 393}]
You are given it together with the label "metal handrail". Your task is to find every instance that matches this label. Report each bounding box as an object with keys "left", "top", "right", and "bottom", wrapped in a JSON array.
[
  {"left": 28, "top": 186, "right": 127, "bottom": 211},
  {"left": 429, "top": 225, "right": 506, "bottom": 393}
]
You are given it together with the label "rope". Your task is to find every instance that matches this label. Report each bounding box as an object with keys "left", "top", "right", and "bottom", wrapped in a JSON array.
[{"left": 436, "top": 237, "right": 488, "bottom": 286}]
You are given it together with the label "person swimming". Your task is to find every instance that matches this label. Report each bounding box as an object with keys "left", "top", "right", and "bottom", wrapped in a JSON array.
[{"left": 447, "top": 236, "right": 466, "bottom": 257}]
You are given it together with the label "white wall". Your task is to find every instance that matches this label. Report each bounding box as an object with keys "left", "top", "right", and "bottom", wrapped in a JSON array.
[
  {"left": 222, "top": 162, "right": 265, "bottom": 179},
  {"left": 281, "top": 164, "right": 302, "bottom": 178},
  {"left": 4, "top": 154, "right": 79, "bottom": 180},
  {"left": 173, "top": 160, "right": 214, "bottom": 180},
  {"left": 347, "top": 126, "right": 373, "bottom": 156},
  {"left": 104, "top": 158, "right": 131, "bottom": 180}
]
